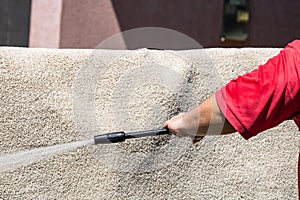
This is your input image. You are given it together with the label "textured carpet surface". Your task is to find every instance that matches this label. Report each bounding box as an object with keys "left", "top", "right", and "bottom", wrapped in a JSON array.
[{"left": 0, "top": 47, "right": 299, "bottom": 199}]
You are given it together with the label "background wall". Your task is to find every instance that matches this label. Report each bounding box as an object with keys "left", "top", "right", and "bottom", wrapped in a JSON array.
[
  {"left": 0, "top": 47, "right": 299, "bottom": 199},
  {"left": 1, "top": 0, "right": 300, "bottom": 48},
  {"left": 30, "top": 0, "right": 300, "bottom": 48}
]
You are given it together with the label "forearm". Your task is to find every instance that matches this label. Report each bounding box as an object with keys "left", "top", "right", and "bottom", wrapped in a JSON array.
[
  {"left": 196, "top": 94, "right": 236, "bottom": 136},
  {"left": 164, "top": 94, "right": 236, "bottom": 143}
]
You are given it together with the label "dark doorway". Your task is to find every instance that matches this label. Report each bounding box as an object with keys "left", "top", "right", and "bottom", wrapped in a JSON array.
[{"left": 0, "top": 0, "right": 31, "bottom": 47}]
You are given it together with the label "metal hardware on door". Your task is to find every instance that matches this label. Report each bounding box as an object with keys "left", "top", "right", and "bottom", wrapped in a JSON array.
[{"left": 220, "top": 0, "right": 249, "bottom": 42}]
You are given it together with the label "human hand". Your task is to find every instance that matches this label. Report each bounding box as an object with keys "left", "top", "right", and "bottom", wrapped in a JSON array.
[
  {"left": 164, "top": 111, "right": 204, "bottom": 144},
  {"left": 164, "top": 95, "right": 236, "bottom": 144}
]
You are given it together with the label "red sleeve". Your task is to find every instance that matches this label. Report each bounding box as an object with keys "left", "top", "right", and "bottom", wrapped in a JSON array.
[{"left": 216, "top": 40, "right": 300, "bottom": 139}]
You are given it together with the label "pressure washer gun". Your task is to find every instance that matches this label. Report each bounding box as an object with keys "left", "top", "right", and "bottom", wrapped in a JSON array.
[{"left": 94, "top": 128, "right": 169, "bottom": 144}]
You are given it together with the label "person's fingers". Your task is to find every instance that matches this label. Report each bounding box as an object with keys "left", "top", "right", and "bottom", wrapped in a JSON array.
[
  {"left": 164, "top": 113, "right": 190, "bottom": 137},
  {"left": 164, "top": 121, "right": 175, "bottom": 136},
  {"left": 164, "top": 114, "right": 181, "bottom": 135},
  {"left": 165, "top": 112, "right": 203, "bottom": 143},
  {"left": 163, "top": 120, "right": 169, "bottom": 128}
]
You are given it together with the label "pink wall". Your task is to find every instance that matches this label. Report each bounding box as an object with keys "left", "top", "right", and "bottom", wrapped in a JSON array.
[
  {"left": 60, "top": 0, "right": 122, "bottom": 48},
  {"left": 29, "top": 0, "right": 62, "bottom": 48},
  {"left": 29, "top": 0, "right": 122, "bottom": 48}
]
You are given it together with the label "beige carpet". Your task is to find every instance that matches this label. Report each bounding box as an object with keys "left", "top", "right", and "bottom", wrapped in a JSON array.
[{"left": 0, "top": 47, "right": 299, "bottom": 199}]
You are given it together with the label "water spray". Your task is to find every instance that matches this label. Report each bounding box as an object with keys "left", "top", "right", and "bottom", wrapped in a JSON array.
[{"left": 94, "top": 128, "right": 169, "bottom": 144}]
